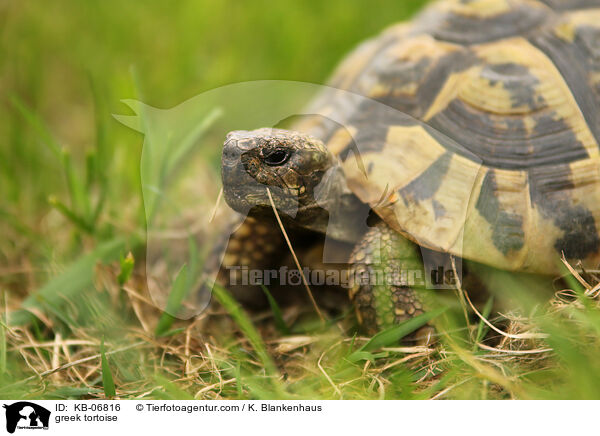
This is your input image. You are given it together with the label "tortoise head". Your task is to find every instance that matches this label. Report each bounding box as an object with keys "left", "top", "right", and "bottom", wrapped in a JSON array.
[{"left": 221, "top": 128, "right": 336, "bottom": 218}]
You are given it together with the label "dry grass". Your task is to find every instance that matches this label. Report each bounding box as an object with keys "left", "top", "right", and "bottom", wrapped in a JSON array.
[{"left": 3, "top": 254, "right": 600, "bottom": 400}]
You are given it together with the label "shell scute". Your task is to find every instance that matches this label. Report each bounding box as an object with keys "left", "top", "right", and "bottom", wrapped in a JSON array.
[{"left": 301, "top": 0, "right": 600, "bottom": 272}]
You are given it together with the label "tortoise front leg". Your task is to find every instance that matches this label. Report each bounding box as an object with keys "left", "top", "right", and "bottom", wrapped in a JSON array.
[
  {"left": 349, "top": 221, "right": 433, "bottom": 343},
  {"left": 202, "top": 215, "right": 285, "bottom": 308}
]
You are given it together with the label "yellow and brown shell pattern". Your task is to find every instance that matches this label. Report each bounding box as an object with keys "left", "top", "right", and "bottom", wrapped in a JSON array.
[{"left": 297, "top": 0, "right": 600, "bottom": 274}]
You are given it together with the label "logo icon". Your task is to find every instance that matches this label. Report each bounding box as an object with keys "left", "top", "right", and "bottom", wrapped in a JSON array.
[{"left": 3, "top": 402, "right": 50, "bottom": 434}]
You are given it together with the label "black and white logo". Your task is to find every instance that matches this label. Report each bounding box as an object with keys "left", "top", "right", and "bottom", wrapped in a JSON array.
[{"left": 3, "top": 402, "right": 50, "bottom": 434}]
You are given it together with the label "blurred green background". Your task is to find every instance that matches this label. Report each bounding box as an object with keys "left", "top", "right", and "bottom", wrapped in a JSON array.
[{"left": 0, "top": 0, "right": 428, "bottom": 271}]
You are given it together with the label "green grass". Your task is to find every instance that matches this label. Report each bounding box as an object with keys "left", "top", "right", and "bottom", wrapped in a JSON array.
[
  {"left": 3, "top": 0, "right": 600, "bottom": 400},
  {"left": 100, "top": 337, "right": 116, "bottom": 398}
]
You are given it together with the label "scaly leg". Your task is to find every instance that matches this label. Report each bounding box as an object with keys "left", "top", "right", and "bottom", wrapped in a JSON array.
[
  {"left": 202, "top": 214, "right": 285, "bottom": 308},
  {"left": 349, "top": 221, "right": 433, "bottom": 342}
]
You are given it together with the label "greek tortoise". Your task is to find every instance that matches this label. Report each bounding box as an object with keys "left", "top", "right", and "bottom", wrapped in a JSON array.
[{"left": 217, "top": 0, "right": 600, "bottom": 334}]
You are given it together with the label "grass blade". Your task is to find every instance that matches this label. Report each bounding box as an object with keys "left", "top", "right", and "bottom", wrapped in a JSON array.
[
  {"left": 88, "top": 74, "right": 109, "bottom": 170},
  {"left": 154, "top": 375, "right": 194, "bottom": 399},
  {"left": 155, "top": 265, "right": 188, "bottom": 337},
  {"left": 347, "top": 308, "right": 446, "bottom": 363},
  {"left": 117, "top": 252, "right": 135, "bottom": 286},
  {"left": 473, "top": 296, "right": 494, "bottom": 350},
  {"left": 260, "top": 285, "right": 290, "bottom": 335},
  {"left": 48, "top": 195, "right": 93, "bottom": 234},
  {"left": 0, "top": 319, "right": 6, "bottom": 374},
  {"left": 61, "top": 148, "right": 92, "bottom": 222},
  {"left": 0, "top": 290, "right": 5, "bottom": 374},
  {"left": 8, "top": 238, "right": 127, "bottom": 326},
  {"left": 212, "top": 284, "right": 279, "bottom": 378},
  {"left": 11, "top": 95, "right": 62, "bottom": 159},
  {"left": 100, "top": 337, "right": 116, "bottom": 398},
  {"left": 164, "top": 107, "right": 223, "bottom": 178}
]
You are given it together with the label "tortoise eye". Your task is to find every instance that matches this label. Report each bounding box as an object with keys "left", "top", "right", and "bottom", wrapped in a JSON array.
[{"left": 263, "top": 148, "right": 290, "bottom": 166}]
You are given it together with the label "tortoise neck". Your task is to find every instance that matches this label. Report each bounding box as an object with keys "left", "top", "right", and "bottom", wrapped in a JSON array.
[{"left": 294, "top": 162, "right": 370, "bottom": 242}]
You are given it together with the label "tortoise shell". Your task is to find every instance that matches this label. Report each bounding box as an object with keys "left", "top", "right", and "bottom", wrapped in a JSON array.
[{"left": 296, "top": 0, "right": 600, "bottom": 274}]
